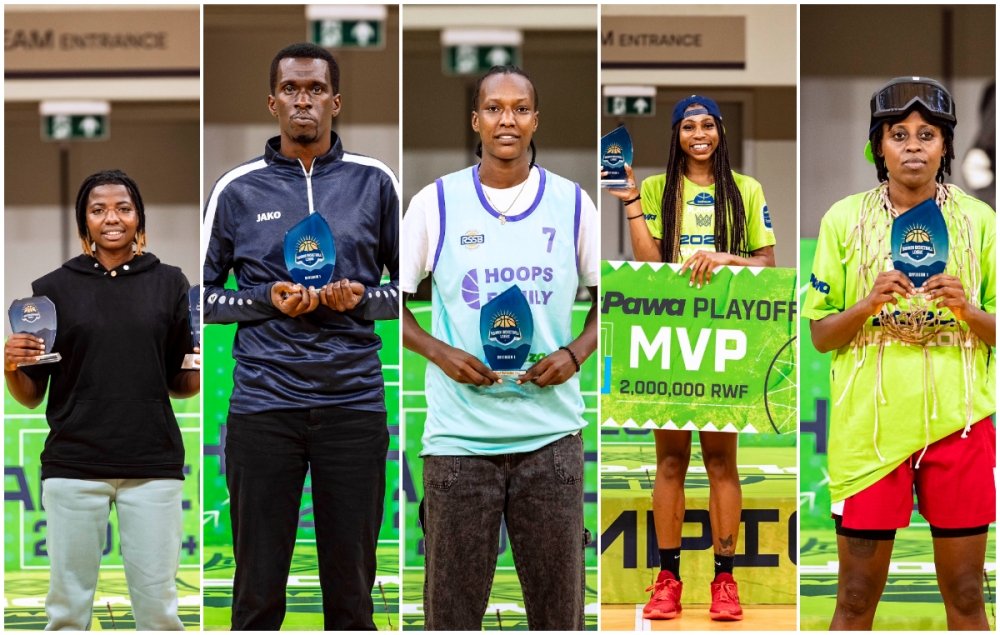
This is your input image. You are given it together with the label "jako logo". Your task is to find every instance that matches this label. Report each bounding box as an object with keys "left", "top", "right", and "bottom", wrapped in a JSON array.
[
  {"left": 462, "top": 269, "right": 480, "bottom": 309},
  {"left": 763, "top": 205, "right": 772, "bottom": 230},
  {"left": 256, "top": 211, "right": 282, "bottom": 223},
  {"left": 810, "top": 273, "right": 830, "bottom": 294}
]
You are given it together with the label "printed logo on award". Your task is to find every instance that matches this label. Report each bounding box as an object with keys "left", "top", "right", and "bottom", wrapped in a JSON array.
[
  {"left": 295, "top": 235, "right": 325, "bottom": 268},
  {"left": 21, "top": 303, "right": 40, "bottom": 324},
  {"left": 460, "top": 230, "right": 485, "bottom": 250},
  {"left": 462, "top": 269, "right": 480, "bottom": 309},
  {"left": 488, "top": 310, "right": 522, "bottom": 345},
  {"left": 900, "top": 224, "right": 935, "bottom": 262},
  {"left": 604, "top": 143, "right": 624, "bottom": 167}
]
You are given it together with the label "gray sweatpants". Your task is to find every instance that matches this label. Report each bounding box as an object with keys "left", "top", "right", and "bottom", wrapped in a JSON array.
[{"left": 42, "top": 478, "right": 185, "bottom": 631}]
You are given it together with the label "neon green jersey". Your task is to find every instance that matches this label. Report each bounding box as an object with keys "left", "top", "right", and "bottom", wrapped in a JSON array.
[
  {"left": 639, "top": 172, "right": 776, "bottom": 262},
  {"left": 804, "top": 187, "right": 996, "bottom": 502}
]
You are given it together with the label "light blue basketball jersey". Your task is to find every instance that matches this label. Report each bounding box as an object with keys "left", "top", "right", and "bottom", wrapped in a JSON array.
[{"left": 423, "top": 165, "right": 587, "bottom": 456}]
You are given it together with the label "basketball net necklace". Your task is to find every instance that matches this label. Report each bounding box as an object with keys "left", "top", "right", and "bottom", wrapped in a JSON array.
[{"left": 479, "top": 166, "right": 530, "bottom": 225}]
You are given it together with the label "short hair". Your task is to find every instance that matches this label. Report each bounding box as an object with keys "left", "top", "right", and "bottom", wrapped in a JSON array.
[
  {"left": 471, "top": 65, "right": 538, "bottom": 111},
  {"left": 75, "top": 169, "right": 145, "bottom": 242},
  {"left": 870, "top": 106, "right": 955, "bottom": 183},
  {"left": 270, "top": 42, "right": 340, "bottom": 95}
]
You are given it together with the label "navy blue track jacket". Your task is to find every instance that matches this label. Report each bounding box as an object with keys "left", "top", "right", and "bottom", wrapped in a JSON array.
[{"left": 202, "top": 133, "right": 399, "bottom": 414}]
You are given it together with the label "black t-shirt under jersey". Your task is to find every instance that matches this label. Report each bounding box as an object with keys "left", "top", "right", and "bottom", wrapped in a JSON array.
[{"left": 22, "top": 253, "right": 193, "bottom": 480}]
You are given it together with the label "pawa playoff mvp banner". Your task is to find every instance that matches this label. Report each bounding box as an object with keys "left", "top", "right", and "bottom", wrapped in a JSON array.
[
  {"left": 599, "top": 262, "right": 798, "bottom": 606},
  {"left": 601, "top": 261, "right": 798, "bottom": 434}
]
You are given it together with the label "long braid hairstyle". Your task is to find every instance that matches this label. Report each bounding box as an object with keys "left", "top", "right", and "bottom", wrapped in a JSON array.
[
  {"left": 472, "top": 65, "right": 537, "bottom": 170},
  {"left": 658, "top": 109, "right": 748, "bottom": 263}
]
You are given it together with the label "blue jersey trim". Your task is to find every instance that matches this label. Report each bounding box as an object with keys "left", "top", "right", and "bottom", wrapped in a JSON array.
[
  {"left": 573, "top": 183, "right": 582, "bottom": 273},
  {"left": 471, "top": 164, "right": 547, "bottom": 223},
  {"left": 433, "top": 178, "right": 446, "bottom": 271}
]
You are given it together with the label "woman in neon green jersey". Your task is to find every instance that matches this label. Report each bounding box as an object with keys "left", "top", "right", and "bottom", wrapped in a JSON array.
[{"left": 605, "top": 94, "right": 777, "bottom": 622}]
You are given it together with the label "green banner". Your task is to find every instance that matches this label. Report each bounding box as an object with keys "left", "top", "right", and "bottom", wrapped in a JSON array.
[{"left": 600, "top": 261, "right": 798, "bottom": 434}]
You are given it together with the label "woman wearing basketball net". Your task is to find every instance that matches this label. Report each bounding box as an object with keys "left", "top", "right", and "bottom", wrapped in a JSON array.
[
  {"left": 805, "top": 77, "right": 995, "bottom": 630},
  {"left": 605, "top": 95, "right": 777, "bottom": 621}
]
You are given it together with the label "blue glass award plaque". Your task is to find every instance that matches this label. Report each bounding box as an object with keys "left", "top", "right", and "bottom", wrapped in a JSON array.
[
  {"left": 601, "top": 125, "right": 633, "bottom": 188},
  {"left": 8, "top": 296, "right": 60, "bottom": 366},
  {"left": 480, "top": 285, "right": 534, "bottom": 376},
  {"left": 284, "top": 213, "right": 336, "bottom": 289},
  {"left": 891, "top": 198, "right": 949, "bottom": 287},
  {"left": 182, "top": 285, "right": 201, "bottom": 369}
]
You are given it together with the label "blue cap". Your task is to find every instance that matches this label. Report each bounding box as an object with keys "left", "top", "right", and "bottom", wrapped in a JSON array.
[{"left": 672, "top": 95, "right": 722, "bottom": 127}]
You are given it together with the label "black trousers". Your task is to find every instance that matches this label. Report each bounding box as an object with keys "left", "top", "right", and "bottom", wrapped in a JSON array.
[{"left": 225, "top": 405, "right": 389, "bottom": 631}]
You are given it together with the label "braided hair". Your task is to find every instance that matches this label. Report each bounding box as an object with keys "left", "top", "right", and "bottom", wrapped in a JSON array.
[
  {"left": 75, "top": 169, "right": 146, "bottom": 256},
  {"left": 658, "top": 109, "right": 748, "bottom": 263},
  {"left": 870, "top": 107, "right": 955, "bottom": 183},
  {"left": 471, "top": 65, "right": 537, "bottom": 170}
]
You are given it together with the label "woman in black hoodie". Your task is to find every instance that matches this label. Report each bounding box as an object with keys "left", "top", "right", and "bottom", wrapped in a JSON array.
[{"left": 4, "top": 169, "right": 200, "bottom": 630}]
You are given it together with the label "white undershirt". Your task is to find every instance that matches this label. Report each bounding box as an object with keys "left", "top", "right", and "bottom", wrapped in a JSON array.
[{"left": 400, "top": 166, "right": 600, "bottom": 293}]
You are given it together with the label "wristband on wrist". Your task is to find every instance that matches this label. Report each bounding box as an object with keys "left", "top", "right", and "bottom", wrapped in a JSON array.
[
  {"left": 627, "top": 213, "right": 645, "bottom": 220},
  {"left": 623, "top": 196, "right": 642, "bottom": 205},
  {"left": 559, "top": 346, "right": 581, "bottom": 372}
]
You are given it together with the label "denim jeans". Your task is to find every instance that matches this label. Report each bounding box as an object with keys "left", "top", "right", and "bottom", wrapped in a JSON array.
[
  {"left": 225, "top": 406, "right": 388, "bottom": 631},
  {"left": 421, "top": 431, "right": 586, "bottom": 630}
]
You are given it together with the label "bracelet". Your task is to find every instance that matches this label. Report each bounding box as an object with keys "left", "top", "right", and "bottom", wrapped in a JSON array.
[
  {"left": 623, "top": 196, "right": 642, "bottom": 206},
  {"left": 559, "top": 346, "right": 581, "bottom": 372},
  {"left": 627, "top": 213, "right": 645, "bottom": 220}
]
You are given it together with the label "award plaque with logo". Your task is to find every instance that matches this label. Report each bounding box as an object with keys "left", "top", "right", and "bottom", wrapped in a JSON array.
[
  {"left": 600, "top": 125, "right": 634, "bottom": 189},
  {"left": 480, "top": 285, "right": 534, "bottom": 377},
  {"left": 284, "top": 213, "right": 337, "bottom": 289},
  {"left": 182, "top": 285, "right": 201, "bottom": 370},
  {"left": 8, "top": 296, "right": 61, "bottom": 366},
  {"left": 891, "top": 198, "right": 949, "bottom": 290}
]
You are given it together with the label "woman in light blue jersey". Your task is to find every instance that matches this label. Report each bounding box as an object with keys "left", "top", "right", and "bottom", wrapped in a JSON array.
[{"left": 401, "top": 65, "right": 599, "bottom": 630}]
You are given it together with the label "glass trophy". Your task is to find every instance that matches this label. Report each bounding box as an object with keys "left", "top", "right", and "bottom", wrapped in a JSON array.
[
  {"left": 600, "top": 125, "right": 633, "bottom": 189},
  {"left": 284, "top": 213, "right": 336, "bottom": 289},
  {"left": 8, "top": 296, "right": 61, "bottom": 366},
  {"left": 182, "top": 285, "right": 201, "bottom": 370},
  {"left": 891, "top": 197, "right": 949, "bottom": 290},
  {"left": 480, "top": 285, "right": 534, "bottom": 376}
]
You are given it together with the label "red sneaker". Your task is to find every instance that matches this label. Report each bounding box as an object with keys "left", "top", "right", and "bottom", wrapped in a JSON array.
[
  {"left": 643, "top": 570, "right": 683, "bottom": 620},
  {"left": 709, "top": 572, "right": 744, "bottom": 621}
]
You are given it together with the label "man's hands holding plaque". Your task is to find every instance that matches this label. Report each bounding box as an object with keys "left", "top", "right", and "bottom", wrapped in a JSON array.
[{"left": 271, "top": 279, "right": 365, "bottom": 317}]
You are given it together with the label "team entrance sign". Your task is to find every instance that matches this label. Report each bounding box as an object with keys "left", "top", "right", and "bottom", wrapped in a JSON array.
[{"left": 600, "top": 261, "right": 797, "bottom": 434}]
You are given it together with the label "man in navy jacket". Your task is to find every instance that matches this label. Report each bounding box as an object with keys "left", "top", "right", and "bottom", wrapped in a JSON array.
[{"left": 202, "top": 42, "right": 399, "bottom": 630}]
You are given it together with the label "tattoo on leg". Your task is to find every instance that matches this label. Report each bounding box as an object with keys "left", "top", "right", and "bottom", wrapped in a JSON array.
[
  {"left": 718, "top": 534, "right": 735, "bottom": 557},
  {"left": 845, "top": 536, "right": 878, "bottom": 559}
]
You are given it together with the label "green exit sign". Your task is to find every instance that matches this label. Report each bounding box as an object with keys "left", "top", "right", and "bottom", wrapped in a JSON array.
[
  {"left": 441, "top": 29, "right": 522, "bottom": 76},
  {"left": 306, "top": 5, "right": 387, "bottom": 50},
  {"left": 40, "top": 101, "right": 110, "bottom": 141},
  {"left": 444, "top": 45, "right": 519, "bottom": 75},
  {"left": 310, "top": 19, "right": 383, "bottom": 49},
  {"left": 603, "top": 86, "right": 658, "bottom": 117}
]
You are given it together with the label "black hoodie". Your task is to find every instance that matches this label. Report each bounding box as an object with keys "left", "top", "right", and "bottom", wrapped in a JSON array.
[{"left": 22, "top": 253, "right": 193, "bottom": 480}]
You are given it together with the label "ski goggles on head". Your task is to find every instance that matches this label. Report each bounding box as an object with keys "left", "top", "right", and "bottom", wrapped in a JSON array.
[{"left": 869, "top": 77, "right": 956, "bottom": 134}]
